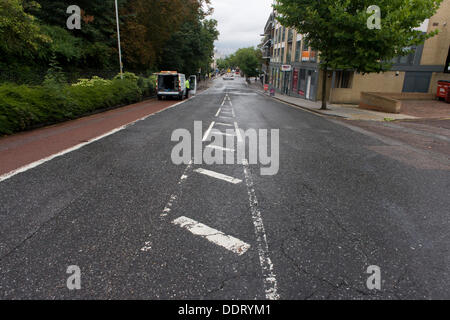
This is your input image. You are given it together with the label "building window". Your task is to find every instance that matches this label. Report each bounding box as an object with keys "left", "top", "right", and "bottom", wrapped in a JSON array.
[
  {"left": 287, "top": 43, "right": 292, "bottom": 63},
  {"left": 282, "top": 27, "right": 285, "bottom": 42},
  {"left": 302, "top": 41, "right": 309, "bottom": 51},
  {"left": 295, "top": 40, "right": 301, "bottom": 61},
  {"left": 334, "top": 71, "right": 353, "bottom": 88},
  {"left": 281, "top": 48, "right": 285, "bottom": 63},
  {"left": 391, "top": 46, "right": 417, "bottom": 65}
]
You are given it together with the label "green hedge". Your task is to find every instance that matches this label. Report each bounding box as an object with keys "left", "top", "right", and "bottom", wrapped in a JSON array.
[{"left": 0, "top": 74, "right": 156, "bottom": 135}]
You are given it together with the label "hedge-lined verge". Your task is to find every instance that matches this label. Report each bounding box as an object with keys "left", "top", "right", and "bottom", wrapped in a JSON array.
[{"left": 0, "top": 73, "right": 156, "bottom": 135}]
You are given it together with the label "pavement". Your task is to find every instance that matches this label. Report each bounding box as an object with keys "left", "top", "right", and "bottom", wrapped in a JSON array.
[
  {"left": 0, "top": 76, "right": 449, "bottom": 299},
  {"left": 248, "top": 82, "right": 450, "bottom": 121}
]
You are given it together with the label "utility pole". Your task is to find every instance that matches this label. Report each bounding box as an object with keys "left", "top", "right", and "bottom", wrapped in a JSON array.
[{"left": 115, "top": 0, "right": 123, "bottom": 79}]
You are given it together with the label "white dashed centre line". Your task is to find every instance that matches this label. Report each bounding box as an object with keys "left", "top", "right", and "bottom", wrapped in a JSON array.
[
  {"left": 161, "top": 160, "right": 193, "bottom": 217},
  {"left": 202, "top": 121, "right": 215, "bottom": 142},
  {"left": 172, "top": 216, "right": 250, "bottom": 256},
  {"left": 194, "top": 168, "right": 242, "bottom": 184}
]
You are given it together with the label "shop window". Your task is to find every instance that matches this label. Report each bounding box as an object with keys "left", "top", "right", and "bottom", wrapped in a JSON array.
[{"left": 335, "top": 71, "right": 353, "bottom": 88}]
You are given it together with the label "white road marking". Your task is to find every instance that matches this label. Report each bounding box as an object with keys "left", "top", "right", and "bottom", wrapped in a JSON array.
[
  {"left": 194, "top": 168, "right": 242, "bottom": 184},
  {"left": 219, "top": 115, "right": 234, "bottom": 120},
  {"left": 216, "top": 122, "right": 234, "bottom": 127},
  {"left": 205, "top": 145, "right": 235, "bottom": 152},
  {"left": 234, "top": 119, "right": 279, "bottom": 300},
  {"left": 172, "top": 216, "right": 250, "bottom": 256},
  {"left": 0, "top": 99, "right": 190, "bottom": 183},
  {"left": 231, "top": 108, "right": 235, "bottom": 117},
  {"left": 202, "top": 121, "right": 215, "bottom": 142},
  {"left": 242, "top": 158, "right": 279, "bottom": 300},
  {"left": 234, "top": 122, "right": 243, "bottom": 143},
  {"left": 211, "top": 130, "right": 236, "bottom": 137},
  {"left": 141, "top": 240, "right": 152, "bottom": 252},
  {"left": 215, "top": 108, "right": 222, "bottom": 117},
  {"left": 161, "top": 160, "right": 193, "bottom": 217}
]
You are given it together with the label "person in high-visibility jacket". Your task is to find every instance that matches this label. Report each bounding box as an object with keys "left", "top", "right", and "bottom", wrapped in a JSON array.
[{"left": 185, "top": 79, "right": 190, "bottom": 98}]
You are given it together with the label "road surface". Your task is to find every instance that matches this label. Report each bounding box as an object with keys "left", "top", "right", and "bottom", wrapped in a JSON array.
[{"left": 0, "top": 77, "right": 449, "bottom": 299}]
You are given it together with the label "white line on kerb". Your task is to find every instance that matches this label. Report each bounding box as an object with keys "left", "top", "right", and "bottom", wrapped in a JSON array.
[
  {"left": 202, "top": 121, "right": 215, "bottom": 142},
  {"left": 172, "top": 216, "right": 250, "bottom": 255},
  {"left": 0, "top": 99, "right": 190, "bottom": 183},
  {"left": 194, "top": 168, "right": 242, "bottom": 184}
]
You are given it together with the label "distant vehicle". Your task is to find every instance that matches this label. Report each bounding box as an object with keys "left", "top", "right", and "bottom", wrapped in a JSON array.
[
  {"left": 156, "top": 71, "right": 187, "bottom": 100},
  {"left": 223, "top": 73, "right": 235, "bottom": 80}
]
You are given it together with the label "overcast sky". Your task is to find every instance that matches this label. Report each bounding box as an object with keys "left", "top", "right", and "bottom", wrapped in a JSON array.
[{"left": 210, "top": 0, "right": 274, "bottom": 57}]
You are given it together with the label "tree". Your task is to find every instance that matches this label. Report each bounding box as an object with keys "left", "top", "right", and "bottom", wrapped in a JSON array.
[
  {"left": 234, "top": 47, "right": 261, "bottom": 79},
  {"left": 121, "top": 0, "right": 212, "bottom": 71},
  {"left": 0, "top": 0, "right": 49, "bottom": 57},
  {"left": 274, "top": 0, "right": 443, "bottom": 110},
  {"left": 158, "top": 18, "right": 218, "bottom": 76}
]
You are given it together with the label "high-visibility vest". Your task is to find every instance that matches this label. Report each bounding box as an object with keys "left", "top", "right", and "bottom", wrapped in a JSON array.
[{"left": 186, "top": 80, "right": 190, "bottom": 89}]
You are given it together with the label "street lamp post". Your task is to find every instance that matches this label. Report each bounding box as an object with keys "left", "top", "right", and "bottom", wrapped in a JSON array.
[{"left": 114, "top": 0, "right": 123, "bottom": 79}]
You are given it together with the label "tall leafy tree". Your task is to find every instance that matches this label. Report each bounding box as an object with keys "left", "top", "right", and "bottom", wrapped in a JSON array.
[
  {"left": 121, "top": 0, "right": 211, "bottom": 70},
  {"left": 159, "top": 18, "right": 218, "bottom": 76},
  {"left": 274, "top": 0, "right": 443, "bottom": 109},
  {"left": 0, "top": 0, "right": 49, "bottom": 57},
  {"left": 234, "top": 47, "right": 262, "bottom": 78}
]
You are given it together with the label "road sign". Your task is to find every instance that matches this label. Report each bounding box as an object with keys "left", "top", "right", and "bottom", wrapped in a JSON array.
[{"left": 281, "top": 65, "right": 292, "bottom": 72}]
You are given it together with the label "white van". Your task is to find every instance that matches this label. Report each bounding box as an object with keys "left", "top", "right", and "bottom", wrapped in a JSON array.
[{"left": 156, "top": 71, "right": 187, "bottom": 100}]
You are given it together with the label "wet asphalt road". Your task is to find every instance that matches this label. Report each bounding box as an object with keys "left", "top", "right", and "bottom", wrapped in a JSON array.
[{"left": 0, "top": 77, "right": 449, "bottom": 299}]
